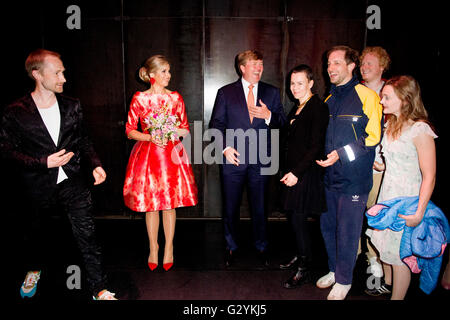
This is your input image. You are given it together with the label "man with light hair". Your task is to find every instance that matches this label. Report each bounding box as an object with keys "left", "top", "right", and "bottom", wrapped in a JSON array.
[
  {"left": 0, "top": 49, "right": 117, "bottom": 300},
  {"left": 360, "top": 46, "right": 392, "bottom": 296},
  {"left": 360, "top": 46, "right": 391, "bottom": 94}
]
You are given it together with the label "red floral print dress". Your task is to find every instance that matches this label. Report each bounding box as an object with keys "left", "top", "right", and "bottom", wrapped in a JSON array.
[{"left": 123, "top": 91, "right": 198, "bottom": 212}]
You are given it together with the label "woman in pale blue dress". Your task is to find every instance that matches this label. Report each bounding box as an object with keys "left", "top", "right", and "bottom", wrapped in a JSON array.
[{"left": 368, "top": 75, "right": 437, "bottom": 299}]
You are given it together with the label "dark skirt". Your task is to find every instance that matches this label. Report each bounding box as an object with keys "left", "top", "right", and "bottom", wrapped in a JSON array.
[{"left": 280, "top": 164, "right": 327, "bottom": 216}]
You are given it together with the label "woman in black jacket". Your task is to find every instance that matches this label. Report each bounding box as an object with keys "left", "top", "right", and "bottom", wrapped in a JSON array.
[{"left": 279, "top": 65, "right": 329, "bottom": 288}]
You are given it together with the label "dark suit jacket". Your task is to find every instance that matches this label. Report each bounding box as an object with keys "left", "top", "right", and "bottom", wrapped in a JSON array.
[
  {"left": 209, "top": 79, "right": 286, "bottom": 169},
  {"left": 0, "top": 93, "right": 101, "bottom": 201}
]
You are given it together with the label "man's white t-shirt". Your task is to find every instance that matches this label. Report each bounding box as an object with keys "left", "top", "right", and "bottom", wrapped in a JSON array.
[{"left": 37, "top": 101, "right": 68, "bottom": 184}]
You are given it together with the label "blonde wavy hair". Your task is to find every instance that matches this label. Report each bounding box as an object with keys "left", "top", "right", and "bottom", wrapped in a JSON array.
[{"left": 384, "top": 75, "right": 433, "bottom": 140}]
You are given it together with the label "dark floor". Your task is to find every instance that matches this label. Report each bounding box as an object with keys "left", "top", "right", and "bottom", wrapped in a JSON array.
[{"left": 6, "top": 215, "right": 449, "bottom": 306}]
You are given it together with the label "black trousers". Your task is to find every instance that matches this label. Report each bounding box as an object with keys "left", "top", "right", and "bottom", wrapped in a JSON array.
[
  {"left": 222, "top": 164, "right": 268, "bottom": 252},
  {"left": 287, "top": 208, "right": 312, "bottom": 262},
  {"left": 23, "top": 177, "right": 107, "bottom": 295}
]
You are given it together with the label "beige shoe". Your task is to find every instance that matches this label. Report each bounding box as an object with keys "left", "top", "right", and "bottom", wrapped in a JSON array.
[
  {"left": 316, "top": 271, "right": 335, "bottom": 289},
  {"left": 327, "top": 283, "right": 351, "bottom": 300}
]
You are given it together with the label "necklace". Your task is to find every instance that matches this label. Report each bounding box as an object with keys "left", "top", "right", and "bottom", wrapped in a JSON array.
[{"left": 296, "top": 94, "right": 313, "bottom": 111}]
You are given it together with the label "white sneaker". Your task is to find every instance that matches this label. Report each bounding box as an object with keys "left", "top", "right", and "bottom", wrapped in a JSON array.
[
  {"left": 316, "top": 271, "right": 335, "bottom": 289},
  {"left": 327, "top": 283, "right": 351, "bottom": 300},
  {"left": 368, "top": 257, "right": 383, "bottom": 278}
]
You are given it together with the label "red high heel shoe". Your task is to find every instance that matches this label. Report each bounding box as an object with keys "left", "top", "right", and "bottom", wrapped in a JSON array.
[
  {"left": 148, "top": 262, "right": 158, "bottom": 271},
  {"left": 163, "top": 246, "right": 174, "bottom": 271},
  {"left": 163, "top": 262, "right": 173, "bottom": 271}
]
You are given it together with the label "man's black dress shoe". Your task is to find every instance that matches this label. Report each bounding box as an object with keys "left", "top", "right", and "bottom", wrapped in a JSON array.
[
  {"left": 225, "top": 249, "right": 234, "bottom": 267},
  {"left": 258, "top": 250, "right": 269, "bottom": 267},
  {"left": 279, "top": 255, "right": 298, "bottom": 270},
  {"left": 283, "top": 266, "right": 312, "bottom": 289}
]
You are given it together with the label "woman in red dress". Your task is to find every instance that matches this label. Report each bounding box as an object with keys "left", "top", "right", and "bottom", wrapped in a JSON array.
[{"left": 123, "top": 55, "right": 198, "bottom": 271}]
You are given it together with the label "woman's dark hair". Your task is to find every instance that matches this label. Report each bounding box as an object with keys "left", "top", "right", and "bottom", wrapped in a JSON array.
[{"left": 290, "top": 64, "right": 314, "bottom": 81}]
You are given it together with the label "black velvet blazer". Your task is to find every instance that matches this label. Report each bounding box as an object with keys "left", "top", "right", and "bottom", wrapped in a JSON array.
[
  {"left": 282, "top": 94, "right": 329, "bottom": 180},
  {"left": 0, "top": 93, "right": 101, "bottom": 197}
]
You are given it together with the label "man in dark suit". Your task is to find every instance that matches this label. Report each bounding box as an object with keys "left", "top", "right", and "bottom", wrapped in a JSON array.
[
  {"left": 0, "top": 49, "right": 116, "bottom": 300},
  {"left": 209, "top": 50, "right": 286, "bottom": 266}
]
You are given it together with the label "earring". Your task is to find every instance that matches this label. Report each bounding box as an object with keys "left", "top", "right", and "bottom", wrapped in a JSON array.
[{"left": 150, "top": 77, "right": 156, "bottom": 85}]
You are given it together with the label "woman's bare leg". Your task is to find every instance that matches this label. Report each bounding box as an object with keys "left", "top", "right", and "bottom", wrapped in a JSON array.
[
  {"left": 145, "top": 211, "right": 160, "bottom": 265},
  {"left": 391, "top": 264, "right": 411, "bottom": 300},
  {"left": 162, "top": 209, "right": 176, "bottom": 266}
]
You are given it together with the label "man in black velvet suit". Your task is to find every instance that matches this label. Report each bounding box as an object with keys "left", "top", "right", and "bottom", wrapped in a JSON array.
[
  {"left": 0, "top": 49, "right": 116, "bottom": 300},
  {"left": 210, "top": 50, "right": 286, "bottom": 266}
]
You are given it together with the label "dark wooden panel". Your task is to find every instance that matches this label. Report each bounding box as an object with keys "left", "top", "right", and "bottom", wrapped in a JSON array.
[
  {"left": 0, "top": 1, "right": 44, "bottom": 104},
  {"left": 286, "top": 19, "right": 366, "bottom": 100},
  {"left": 287, "top": 0, "right": 366, "bottom": 19},
  {"left": 206, "top": 0, "right": 284, "bottom": 17},
  {"left": 124, "top": 0, "right": 203, "bottom": 17},
  {"left": 36, "top": 1, "right": 126, "bottom": 214}
]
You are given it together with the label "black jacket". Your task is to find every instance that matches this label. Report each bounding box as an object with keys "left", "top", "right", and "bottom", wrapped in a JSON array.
[
  {"left": 282, "top": 94, "right": 329, "bottom": 179},
  {"left": 0, "top": 93, "right": 101, "bottom": 200}
]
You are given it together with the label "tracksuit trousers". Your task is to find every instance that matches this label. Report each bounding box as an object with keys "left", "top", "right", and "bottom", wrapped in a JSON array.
[{"left": 320, "top": 188, "right": 368, "bottom": 285}]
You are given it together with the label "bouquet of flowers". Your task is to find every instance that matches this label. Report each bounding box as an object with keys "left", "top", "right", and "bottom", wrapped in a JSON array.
[{"left": 143, "top": 102, "right": 181, "bottom": 147}]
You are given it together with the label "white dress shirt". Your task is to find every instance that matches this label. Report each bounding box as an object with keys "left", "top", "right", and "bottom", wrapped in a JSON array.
[{"left": 223, "top": 78, "right": 272, "bottom": 153}]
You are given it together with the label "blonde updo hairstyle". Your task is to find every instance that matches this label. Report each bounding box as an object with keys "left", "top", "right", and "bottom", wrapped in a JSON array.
[{"left": 139, "top": 54, "right": 170, "bottom": 84}]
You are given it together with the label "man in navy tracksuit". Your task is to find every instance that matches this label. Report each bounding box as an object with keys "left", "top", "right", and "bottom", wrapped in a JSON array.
[{"left": 316, "top": 46, "right": 383, "bottom": 300}]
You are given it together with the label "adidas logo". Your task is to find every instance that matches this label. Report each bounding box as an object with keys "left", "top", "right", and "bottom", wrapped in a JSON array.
[{"left": 352, "top": 195, "right": 360, "bottom": 202}]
